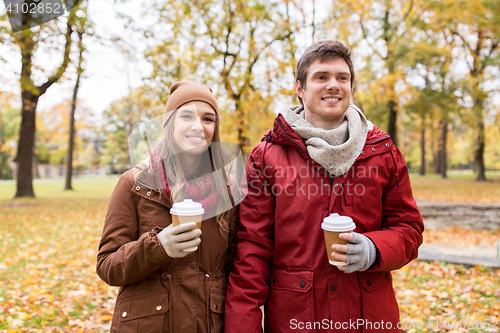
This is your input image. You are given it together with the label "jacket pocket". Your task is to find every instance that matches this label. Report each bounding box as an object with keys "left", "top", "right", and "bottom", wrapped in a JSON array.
[
  {"left": 115, "top": 292, "right": 169, "bottom": 333},
  {"left": 210, "top": 288, "right": 225, "bottom": 333},
  {"left": 358, "top": 271, "right": 400, "bottom": 332},
  {"left": 265, "top": 268, "right": 315, "bottom": 333}
]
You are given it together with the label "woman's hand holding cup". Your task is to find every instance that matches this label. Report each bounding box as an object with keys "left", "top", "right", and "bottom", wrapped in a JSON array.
[{"left": 157, "top": 222, "right": 202, "bottom": 258}]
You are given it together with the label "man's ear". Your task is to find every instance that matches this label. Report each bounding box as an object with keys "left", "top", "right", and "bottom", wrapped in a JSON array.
[{"left": 296, "top": 81, "right": 304, "bottom": 99}]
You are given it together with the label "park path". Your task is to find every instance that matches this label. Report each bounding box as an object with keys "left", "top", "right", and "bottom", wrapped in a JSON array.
[
  {"left": 418, "top": 243, "right": 500, "bottom": 268},
  {"left": 417, "top": 200, "right": 500, "bottom": 268}
]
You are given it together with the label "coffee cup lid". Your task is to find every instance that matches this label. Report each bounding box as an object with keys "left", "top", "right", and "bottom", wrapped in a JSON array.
[
  {"left": 170, "top": 199, "right": 205, "bottom": 216},
  {"left": 321, "top": 213, "right": 355, "bottom": 232}
]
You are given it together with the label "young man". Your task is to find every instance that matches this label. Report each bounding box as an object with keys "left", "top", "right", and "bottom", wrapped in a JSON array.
[{"left": 225, "top": 40, "right": 424, "bottom": 332}]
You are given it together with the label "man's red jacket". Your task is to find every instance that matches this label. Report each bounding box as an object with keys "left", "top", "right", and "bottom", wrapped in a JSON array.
[{"left": 225, "top": 113, "right": 424, "bottom": 332}]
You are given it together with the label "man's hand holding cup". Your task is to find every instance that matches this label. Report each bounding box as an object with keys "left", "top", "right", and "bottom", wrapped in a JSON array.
[
  {"left": 331, "top": 232, "right": 377, "bottom": 273},
  {"left": 322, "top": 213, "right": 377, "bottom": 273}
]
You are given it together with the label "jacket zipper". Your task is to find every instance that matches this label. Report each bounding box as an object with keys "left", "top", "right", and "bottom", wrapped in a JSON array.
[
  {"left": 389, "top": 149, "right": 400, "bottom": 187},
  {"left": 164, "top": 274, "right": 173, "bottom": 332},
  {"left": 276, "top": 114, "right": 337, "bottom": 209},
  {"left": 276, "top": 117, "right": 330, "bottom": 177},
  {"left": 205, "top": 274, "right": 211, "bottom": 333},
  {"left": 276, "top": 117, "right": 309, "bottom": 156}
]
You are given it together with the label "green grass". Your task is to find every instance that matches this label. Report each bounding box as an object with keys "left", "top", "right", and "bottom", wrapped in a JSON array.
[
  {"left": 410, "top": 170, "right": 500, "bottom": 180},
  {"left": 409, "top": 172, "right": 500, "bottom": 203},
  {"left": 0, "top": 176, "right": 119, "bottom": 201}
]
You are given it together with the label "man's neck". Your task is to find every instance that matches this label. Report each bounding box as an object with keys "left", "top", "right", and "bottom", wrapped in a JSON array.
[{"left": 304, "top": 113, "right": 346, "bottom": 129}]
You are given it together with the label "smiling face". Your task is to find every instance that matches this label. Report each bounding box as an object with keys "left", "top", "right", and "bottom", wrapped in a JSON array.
[
  {"left": 296, "top": 57, "right": 353, "bottom": 129},
  {"left": 173, "top": 101, "right": 216, "bottom": 157}
]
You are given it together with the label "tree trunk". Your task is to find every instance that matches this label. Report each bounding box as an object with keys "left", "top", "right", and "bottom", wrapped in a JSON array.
[
  {"left": 419, "top": 113, "right": 425, "bottom": 175},
  {"left": 15, "top": 91, "right": 39, "bottom": 197},
  {"left": 432, "top": 122, "right": 439, "bottom": 174},
  {"left": 0, "top": 156, "right": 4, "bottom": 179},
  {"left": 472, "top": 92, "right": 486, "bottom": 181},
  {"left": 419, "top": 128, "right": 425, "bottom": 175},
  {"left": 387, "top": 99, "right": 398, "bottom": 147},
  {"left": 0, "top": 108, "right": 4, "bottom": 179},
  {"left": 65, "top": 31, "right": 84, "bottom": 190},
  {"left": 33, "top": 146, "right": 39, "bottom": 179},
  {"left": 0, "top": 157, "right": 4, "bottom": 180},
  {"left": 237, "top": 121, "right": 250, "bottom": 158},
  {"left": 437, "top": 119, "right": 448, "bottom": 179},
  {"left": 475, "top": 116, "right": 486, "bottom": 181},
  {"left": 233, "top": 99, "right": 248, "bottom": 156},
  {"left": 384, "top": 7, "right": 398, "bottom": 147},
  {"left": 14, "top": 15, "right": 74, "bottom": 197},
  {"left": 64, "top": 85, "right": 78, "bottom": 190}
]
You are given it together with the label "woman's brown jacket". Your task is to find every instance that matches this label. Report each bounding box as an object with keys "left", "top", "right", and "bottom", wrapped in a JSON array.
[{"left": 96, "top": 163, "right": 239, "bottom": 333}]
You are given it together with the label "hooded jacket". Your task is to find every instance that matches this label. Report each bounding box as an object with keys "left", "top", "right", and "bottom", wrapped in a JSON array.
[
  {"left": 225, "top": 113, "right": 424, "bottom": 333},
  {"left": 97, "top": 163, "right": 239, "bottom": 333}
]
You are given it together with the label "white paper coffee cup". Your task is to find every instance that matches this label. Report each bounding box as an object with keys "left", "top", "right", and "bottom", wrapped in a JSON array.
[
  {"left": 170, "top": 199, "right": 204, "bottom": 252},
  {"left": 321, "top": 213, "right": 356, "bottom": 266}
]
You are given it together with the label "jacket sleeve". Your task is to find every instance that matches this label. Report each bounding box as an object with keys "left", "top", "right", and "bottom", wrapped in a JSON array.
[
  {"left": 96, "top": 171, "right": 171, "bottom": 286},
  {"left": 225, "top": 144, "right": 274, "bottom": 333},
  {"left": 365, "top": 145, "right": 424, "bottom": 272}
]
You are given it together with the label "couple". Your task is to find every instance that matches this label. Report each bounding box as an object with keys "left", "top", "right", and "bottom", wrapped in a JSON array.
[{"left": 96, "top": 40, "right": 424, "bottom": 333}]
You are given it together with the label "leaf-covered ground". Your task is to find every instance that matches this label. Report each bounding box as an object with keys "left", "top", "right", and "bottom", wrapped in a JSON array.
[
  {"left": 1, "top": 176, "right": 499, "bottom": 332},
  {"left": 394, "top": 260, "right": 500, "bottom": 332},
  {"left": 424, "top": 227, "right": 500, "bottom": 248},
  {"left": 0, "top": 180, "right": 119, "bottom": 332}
]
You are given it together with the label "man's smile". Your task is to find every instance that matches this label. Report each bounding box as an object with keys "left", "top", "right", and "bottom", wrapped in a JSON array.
[{"left": 322, "top": 96, "right": 341, "bottom": 102}]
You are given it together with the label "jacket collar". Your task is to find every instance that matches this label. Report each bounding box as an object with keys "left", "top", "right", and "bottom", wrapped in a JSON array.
[
  {"left": 130, "top": 163, "right": 172, "bottom": 207},
  {"left": 267, "top": 113, "right": 393, "bottom": 160},
  {"left": 270, "top": 113, "right": 312, "bottom": 162}
]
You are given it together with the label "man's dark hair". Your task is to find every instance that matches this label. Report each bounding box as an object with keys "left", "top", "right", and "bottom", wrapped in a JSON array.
[{"left": 296, "top": 40, "right": 355, "bottom": 106}]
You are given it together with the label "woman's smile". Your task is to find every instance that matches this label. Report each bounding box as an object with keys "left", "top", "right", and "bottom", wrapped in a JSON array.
[{"left": 186, "top": 134, "right": 206, "bottom": 144}]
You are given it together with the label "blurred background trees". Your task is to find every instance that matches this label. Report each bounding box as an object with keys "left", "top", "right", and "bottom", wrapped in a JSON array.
[
  {"left": 143, "top": 0, "right": 302, "bottom": 155},
  {"left": 100, "top": 85, "right": 164, "bottom": 174},
  {"left": 0, "top": 0, "right": 91, "bottom": 197},
  {"left": 1, "top": 0, "right": 499, "bottom": 197},
  {"left": 0, "top": 92, "right": 20, "bottom": 180}
]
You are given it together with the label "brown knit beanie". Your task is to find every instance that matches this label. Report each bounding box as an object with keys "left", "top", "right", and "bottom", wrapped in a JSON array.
[{"left": 163, "top": 81, "right": 219, "bottom": 127}]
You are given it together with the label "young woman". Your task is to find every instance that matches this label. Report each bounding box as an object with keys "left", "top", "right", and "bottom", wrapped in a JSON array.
[{"left": 97, "top": 81, "right": 239, "bottom": 333}]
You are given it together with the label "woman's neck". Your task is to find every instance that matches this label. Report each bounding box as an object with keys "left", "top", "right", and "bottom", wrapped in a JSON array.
[{"left": 179, "top": 153, "right": 204, "bottom": 177}]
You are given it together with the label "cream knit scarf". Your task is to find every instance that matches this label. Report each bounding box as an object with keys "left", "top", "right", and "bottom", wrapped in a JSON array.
[{"left": 284, "top": 103, "right": 373, "bottom": 177}]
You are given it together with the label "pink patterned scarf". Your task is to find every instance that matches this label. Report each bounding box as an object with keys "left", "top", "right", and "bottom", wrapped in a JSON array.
[{"left": 149, "top": 146, "right": 220, "bottom": 214}]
